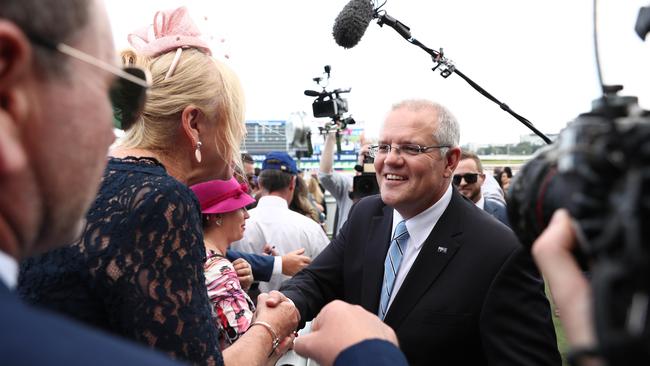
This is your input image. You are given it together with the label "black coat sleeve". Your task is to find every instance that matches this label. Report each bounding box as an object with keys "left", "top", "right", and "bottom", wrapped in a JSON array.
[{"left": 480, "top": 245, "right": 562, "bottom": 365}]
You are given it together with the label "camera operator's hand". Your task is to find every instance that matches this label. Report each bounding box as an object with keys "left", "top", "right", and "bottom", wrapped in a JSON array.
[{"left": 532, "top": 210, "right": 597, "bottom": 352}]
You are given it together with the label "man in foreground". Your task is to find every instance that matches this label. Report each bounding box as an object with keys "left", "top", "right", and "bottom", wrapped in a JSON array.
[{"left": 0, "top": 0, "right": 184, "bottom": 364}]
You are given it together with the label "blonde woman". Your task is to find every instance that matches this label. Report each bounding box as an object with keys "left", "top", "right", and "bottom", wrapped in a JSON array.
[
  {"left": 289, "top": 175, "right": 320, "bottom": 223},
  {"left": 19, "top": 7, "right": 297, "bottom": 366},
  {"left": 307, "top": 173, "right": 327, "bottom": 223}
]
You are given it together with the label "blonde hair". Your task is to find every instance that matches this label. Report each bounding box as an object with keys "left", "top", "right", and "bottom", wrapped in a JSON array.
[
  {"left": 118, "top": 48, "right": 246, "bottom": 170},
  {"left": 290, "top": 175, "right": 319, "bottom": 223},
  {"left": 307, "top": 176, "right": 324, "bottom": 204}
]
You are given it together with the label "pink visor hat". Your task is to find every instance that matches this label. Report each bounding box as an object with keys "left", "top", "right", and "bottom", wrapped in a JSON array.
[{"left": 190, "top": 177, "right": 255, "bottom": 214}]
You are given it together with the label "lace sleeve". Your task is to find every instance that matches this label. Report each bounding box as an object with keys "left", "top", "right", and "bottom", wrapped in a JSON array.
[{"left": 85, "top": 180, "right": 223, "bottom": 365}]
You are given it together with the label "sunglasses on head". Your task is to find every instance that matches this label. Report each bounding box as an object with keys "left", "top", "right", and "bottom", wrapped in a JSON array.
[
  {"left": 25, "top": 32, "right": 150, "bottom": 130},
  {"left": 452, "top": 173, "right": 479, "bottom": 186}
]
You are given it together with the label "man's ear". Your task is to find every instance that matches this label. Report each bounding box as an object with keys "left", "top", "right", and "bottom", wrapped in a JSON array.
[
  {"left": 289, "top": 176, "right": 296, "bottom": 192},
  {"left": 0, "top": 21, "right": 34, "bottom": 175},
  {"left": 443, "top": 147, "right": 461, "bottom": 178}
]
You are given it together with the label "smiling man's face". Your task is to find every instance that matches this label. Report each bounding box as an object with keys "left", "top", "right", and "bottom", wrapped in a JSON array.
[{"left": 374, "top": 105, "right": 457, "bottom": 219}]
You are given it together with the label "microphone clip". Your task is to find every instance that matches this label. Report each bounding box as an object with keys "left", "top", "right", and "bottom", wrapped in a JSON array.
[
  {"left": 431, "top": 48, "right": 455, "bottom": 78},
  {"left": 376, "top": 11, "right": 412, "bottom": 40}
]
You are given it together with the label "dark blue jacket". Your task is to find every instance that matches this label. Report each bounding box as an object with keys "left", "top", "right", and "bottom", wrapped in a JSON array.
[
  {"left": 0, "top": 282, "right": 184, "bottom": 366},
  {"left": 226, "top": 250, "right": 274, "bottom": 282},
  {"left": 335, "top": 339, "right": 408, "bottom": 366}
]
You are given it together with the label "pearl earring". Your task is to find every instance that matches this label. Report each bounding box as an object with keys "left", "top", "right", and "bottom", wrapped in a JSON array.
[{"left": 195, "top": 141, "right": 202, "bottom": 163}]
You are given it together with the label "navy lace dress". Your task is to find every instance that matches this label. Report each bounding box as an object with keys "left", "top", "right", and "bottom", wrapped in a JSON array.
[{"left": 18, "top": 157, "right": 223, "bottom": 366}]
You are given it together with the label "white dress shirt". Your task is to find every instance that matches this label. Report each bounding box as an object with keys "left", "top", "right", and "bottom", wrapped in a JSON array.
[
  {"left": 232, "top": 195, "right": 330, "bottom": 292},
  {"left": 475, "top": 194, "right": 485, "bottom": 210},
  {"left": 0, "top": 250, "right": 18, "bottom": 289},
  {"left": 386, "top": 184, "right": 453, "bottom": 310}
]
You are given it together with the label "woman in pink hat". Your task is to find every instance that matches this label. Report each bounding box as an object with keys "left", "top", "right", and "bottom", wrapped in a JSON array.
[{"left": 191, "top": 178, "right": 256, "bottom": 350}]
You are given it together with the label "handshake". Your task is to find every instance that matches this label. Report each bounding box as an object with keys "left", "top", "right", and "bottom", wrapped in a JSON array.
[{"left": 254, "top": 291, "right": 403, "bottom": 366}]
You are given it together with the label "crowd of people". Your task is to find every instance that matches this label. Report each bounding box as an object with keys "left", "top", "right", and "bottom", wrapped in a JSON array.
[{"left": 1, "top": 1, "right": 646, "bottom": 366}]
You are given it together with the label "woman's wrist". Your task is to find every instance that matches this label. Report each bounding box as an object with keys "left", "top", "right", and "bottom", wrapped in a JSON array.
[{"left": 249, "top": 320, "right": 280, "bottom": 357}]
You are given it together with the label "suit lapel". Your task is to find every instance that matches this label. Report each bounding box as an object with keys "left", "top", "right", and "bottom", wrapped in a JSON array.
[
  {"left": 360, "top": 204, "right": 393, "bottom": 313},
  {"left": 384, "top": 190, "right": 464, "bottom": 328}
]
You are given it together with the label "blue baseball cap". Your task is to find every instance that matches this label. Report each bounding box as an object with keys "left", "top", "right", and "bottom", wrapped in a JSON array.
[{"left": 262, "top": 151, "right": 299, "bottom": 174}]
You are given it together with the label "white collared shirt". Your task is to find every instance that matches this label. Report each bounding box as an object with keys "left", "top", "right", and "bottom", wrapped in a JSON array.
[
  {"left": 386, "top": 184, "right": 453, "bottom": 310},
  {"left": 0, "top": 250, "right": 18, "bottom": 289},
  {"left": 475, "top": 194, "right": 485, "bottom": 210}
]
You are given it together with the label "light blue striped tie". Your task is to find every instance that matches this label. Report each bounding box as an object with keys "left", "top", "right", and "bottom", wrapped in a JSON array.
[{"left": 379, "top": 220, "right": 409, "bottom": 320}]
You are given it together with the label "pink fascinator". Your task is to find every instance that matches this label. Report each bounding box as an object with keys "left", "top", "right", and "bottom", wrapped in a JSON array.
[{"left": 128, "top": 6, "right": 212, "bottom": 57}]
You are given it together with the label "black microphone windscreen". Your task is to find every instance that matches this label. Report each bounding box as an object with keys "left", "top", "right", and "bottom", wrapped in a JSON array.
[
  {"left": 304, "top": 90, "right": 322, "bottom": 97},
  {"left": 332, "top": 0, "right": 375, "bottom": 49}
]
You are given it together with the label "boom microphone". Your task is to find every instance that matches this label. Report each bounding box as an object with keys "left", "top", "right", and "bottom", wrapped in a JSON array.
[{"left": 332, "top": 0, "right": 375, "bottom": 48}]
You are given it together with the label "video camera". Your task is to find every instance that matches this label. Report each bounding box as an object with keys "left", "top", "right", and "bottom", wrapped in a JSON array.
[
  {"left": 507, "top": 6, "right": 650, "bottom": 363},
  {"left": 304, "top": 65, "right": 356, "bottom": 153},
  {"left": 350, "top": 154, "right": 379, "bottom": 201},
  {"left": 304, "top": 65, "right": 351, "bottom": 119}
]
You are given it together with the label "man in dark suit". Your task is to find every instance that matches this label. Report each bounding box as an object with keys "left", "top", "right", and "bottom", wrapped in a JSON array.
[
  {"left": 454, "top": 150, "right": 510, "bottom": 227},
  {"left": 281, "top": 99, "right": 560, "bottom": 365},
  {"left": 0, "top": 0, "right": 187, "bottom": 363}
]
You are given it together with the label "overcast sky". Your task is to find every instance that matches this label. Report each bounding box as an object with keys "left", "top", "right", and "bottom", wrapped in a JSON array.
[{"left": 105, "top": 0, "right": 650, "bottom": 146}]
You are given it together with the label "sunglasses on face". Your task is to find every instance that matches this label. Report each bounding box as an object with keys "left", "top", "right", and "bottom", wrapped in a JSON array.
[
  {"left": 25, "top": 32, "right": 150, "bottom": 130},
  {"left": 452, "top": 173, "right": 480, "bottom": 186}
]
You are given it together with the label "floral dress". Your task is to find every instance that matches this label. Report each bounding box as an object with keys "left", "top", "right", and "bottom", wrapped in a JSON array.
[{"left": 204, "top": 250, "right": 255, "bottom": 349}]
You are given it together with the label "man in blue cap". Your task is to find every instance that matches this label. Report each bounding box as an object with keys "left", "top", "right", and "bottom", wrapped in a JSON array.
[{"left": 232, "top": 151, "right": 329, "bottom": 292}]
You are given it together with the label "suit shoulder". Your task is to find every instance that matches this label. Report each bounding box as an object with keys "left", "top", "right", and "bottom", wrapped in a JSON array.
[
  {"left": 351, "top": 194, "right": 385, "bottom": 213},
  {"left": 456, "top": 196, "right": 518, "bottom": 249},
  {"left": 0, "top": 292, "right": 179, "bottom": 365},
  {"left": 484, "top": 198, "right": 506, "bottom": 209}
]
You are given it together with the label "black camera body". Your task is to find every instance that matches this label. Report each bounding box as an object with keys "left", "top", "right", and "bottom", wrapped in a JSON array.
[
  {"left": 312, "top": 93, "right": 349, "bottom": 118},
  {"left": 507, "top": 86, "right": 650, "bottom": 362},
  {"left": 508, "top": 85, "right": 650, "bottom": 252},
  {"left": 350, "top": 155, "right": 379, "bottom": 201},
  {"left": 305, "top": 65, "right": 352, "bottom": 121},
  {"left": 304, "top": 65, "right": 356, "bottom": 154}
]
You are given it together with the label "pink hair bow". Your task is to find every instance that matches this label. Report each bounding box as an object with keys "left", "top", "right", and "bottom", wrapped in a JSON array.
[{"left": 128, "top": 6, "right": 211, "bottom": 57}]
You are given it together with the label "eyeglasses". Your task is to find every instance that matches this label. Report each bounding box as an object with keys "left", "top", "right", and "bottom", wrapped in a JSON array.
[
  {"left": 25, "top": 32, "right": 150, "bottom": 130},
  {"left": 368, "top": 143, "right": 451, "bottom": 158},
  {"left": 452, "top": 173, "right": 480, "bottom": 186}
]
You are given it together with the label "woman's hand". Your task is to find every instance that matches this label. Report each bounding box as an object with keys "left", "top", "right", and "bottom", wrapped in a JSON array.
[
  {"left": 232, "top": 258, "right": 253, "bottom": 291},
  {"left": 254, "top": 291, "right": 300, "bottom": 339}
]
